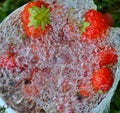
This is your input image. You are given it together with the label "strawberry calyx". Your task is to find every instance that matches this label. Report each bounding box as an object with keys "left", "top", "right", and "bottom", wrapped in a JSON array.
[
  {"left": 81, "top": 18, "right": 90, "bottom": 34},
  {"left": 28, "top": 5, "right": 51, "bottom": 30},
  {"left": 97, "top": 90, "right": 103, "bottom": 94}
]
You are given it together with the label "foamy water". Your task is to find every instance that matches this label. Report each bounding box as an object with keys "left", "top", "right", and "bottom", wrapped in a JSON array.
[{"left": 0, "top": 0, "right": 120, "bottom": 113}]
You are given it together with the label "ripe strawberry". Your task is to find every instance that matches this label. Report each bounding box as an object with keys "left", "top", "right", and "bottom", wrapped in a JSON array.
[
  {"left": 91, "top": 67, "right": 114, "bottom": 92},
  {"left": 23, "top": 84, "right": 39, "bottom": 97},
  {"left": 79, "top": 89, "right": 90, "bottom": 97},
  {"left": 77, "top": 80, "right": 90, "bottom": 97},
  {"left": 98, "top": 47, "right": 118, "bottom": 67},
  {"left": 0, "top": 52, "right": 17, "bottom": 70},
  {"left": 81, "top": 9, "right": 109, "bottom": 40},
  {"left": 57, "top": 104, "right": 65, "bottom": 113},
  {"left": 21, "top": 1, "right": 51, "bottom": 38}
]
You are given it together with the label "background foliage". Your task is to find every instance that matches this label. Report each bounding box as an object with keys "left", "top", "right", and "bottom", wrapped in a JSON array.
[
  {"left": 0, "top": 0, "right": 33, "bottom": 22},
  {"left": 94, "top": 0, "right": 120, "bottom": 27},
  {"left": 0, "top": 0, "right": 120, "bottom": 113}
]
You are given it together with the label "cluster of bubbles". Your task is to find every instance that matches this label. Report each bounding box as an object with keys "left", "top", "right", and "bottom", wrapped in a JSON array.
[{"left": 0, "top": 0, "right": 119, "bottom": 113}]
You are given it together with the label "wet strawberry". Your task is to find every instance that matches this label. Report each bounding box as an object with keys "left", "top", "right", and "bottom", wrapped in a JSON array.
[
  {"left": 57, "top": 104, "right": 65, "bottom": 113},
  {"left": 91, "top": 67, "right": 114, "bottom": 92},
  {"left": 98, "top": 47, "right": 118, "bottom": 67},
  {"left": 23, "top": 83, "right": 39, "bottom": 97},
  {"left": 77, "top": 80, "right": 90, "bottom": 97},
  {"left": 21, "top": 1, "right": 51, "bottom": 38},
  {"left": 0, "top": 52, "right": 17, "bottom": 70},
  {"left": 81, "top": 9, "right": 109, "bottom": 40}
]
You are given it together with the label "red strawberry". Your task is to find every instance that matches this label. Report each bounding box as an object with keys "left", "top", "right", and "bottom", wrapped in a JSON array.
[
  {"left": 0, "top": 52, "right": 17, "bottom": 70},
  {"left": 79, "top": 89, "right": 90, "bottom": 97},
  {"left": 21, "top": 1, "right": 51, "bottom": 38},
  {"left": 23, "top": 83, "right": 39, "bottom": 97},
  {"left": 77, "top": 80, "right": 90, "bottom": 97},
  {"left": 98, "top": 47, "right": 118, "bottom": 67},
  {"left": 91, "top": 67, "right": 114, "bottom": 92},
  {"left": 81, "top": 9, "right": 109, "bottom": 40},
  {"left": 57, "top": 104, "right": 65, "bottom": 113}
]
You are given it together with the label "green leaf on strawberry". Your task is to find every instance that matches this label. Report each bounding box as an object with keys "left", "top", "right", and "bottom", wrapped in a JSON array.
[
  {"left": 28, "top": 5, "right": 50, "bottom": 30},
  {"left": 21, "top": 1, "right": 51, "bottom": 38},
  {"left": 81, "top": 18, "right": 90, "bottom": 33},
  {"left": 97, "top": 90, "right": 103, "bottom": 94}
]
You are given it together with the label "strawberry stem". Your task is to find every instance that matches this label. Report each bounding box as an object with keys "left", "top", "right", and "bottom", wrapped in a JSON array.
[
  {"left": 81, "top": 18, "right": 90, "bottom": 33},
  {"left": 97, "top": 90, "right": 103, "bottom": 94},
  {"left": 28, "top": 5, "right": 50, "bottom": 30}
]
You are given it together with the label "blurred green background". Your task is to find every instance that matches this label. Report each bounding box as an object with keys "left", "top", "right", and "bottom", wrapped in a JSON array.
[
  {"left": 0, "top": 0, "right": 33, "bottom": 22},
  {"left": 0, "top": 0, "right": 120, "bottom": 113},
  {"left": 94, "top": 0, "right": 120, "bottom": 27}
]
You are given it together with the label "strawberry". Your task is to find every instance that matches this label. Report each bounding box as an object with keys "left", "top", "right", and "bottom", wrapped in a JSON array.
[
  {"left": 98, "top": 47, "right": 118, "bottom": 67},
  {"left": 91, "top": 67, "right": 114, "bottom": 92},
  {"left": 21, "top": 1, "right": 51, "bottom": 38},
  {"left": 57, "top": 104, "right": 65, "bottom": 113},
  {"left": 77, "top": 80, "right": 90, "bottom": 97},
  {"left": 81, "top": 9, "right": 109, "bottom": 40},
  {"left": 79, "top": 89, "right": 90, "bottom": 97},
  {"left": 0, "top": 52, "right": 17, "bottom": 70},
  {"left": 23, "top": 83, "right": 39, "bottom": 97}
]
